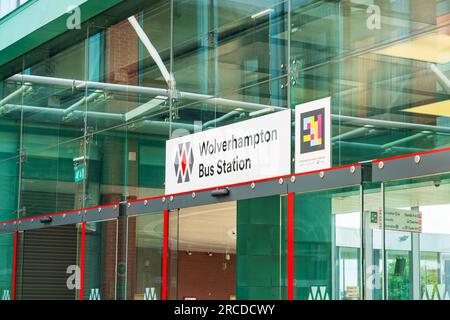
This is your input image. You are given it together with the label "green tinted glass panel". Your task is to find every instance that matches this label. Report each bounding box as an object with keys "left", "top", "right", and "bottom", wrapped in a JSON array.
[
  {"left": 0, "top": 233, "right": 14, "bottom": 300},
  {"left": 126, "top": 213, "right": 163, "bottom": 300},
  {"left": 294, "top": 186, "right": 361, "bottom": 300},
  {"left": 384, "top": 172, "right": 450, "bottom": 300},
  {"left": 83, "top": 219, "right": 118, "bottom": 300},
  {"left": 16, "top": 225, "right": 80, "bottom": 300},
  {"left": 237, "top": 195, "right": 286, "bottom": 300}
]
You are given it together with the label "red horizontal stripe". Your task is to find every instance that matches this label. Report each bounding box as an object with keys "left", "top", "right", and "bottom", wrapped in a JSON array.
[
  {"left": 2, "top": 144, "right": 450, "bottom": 226},
  {"left": 0, "top": 162, "right": 367, "bottom": 225}
]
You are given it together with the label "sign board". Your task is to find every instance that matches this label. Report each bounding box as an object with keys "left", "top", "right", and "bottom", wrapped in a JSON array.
[
  {"left": 165, "top": 110, "right": 291, "bottom": 194},
  {"left": 74, "top": 164, "right": 86, "bottom": 183},
  {"left": 369, "top": 209, "right": 422, "bottom": 233},
  {"left": 346, "top": 286, "right": 359, "bottom": 300},
  {"left": 295, "top": 97, "right": 331, "bottom": 174},
  {"left": 370, "top": 211, "right": 379, "bottom": 224},
  {"left": 385, "top": 208, "right": 422, "bottom": 233}
]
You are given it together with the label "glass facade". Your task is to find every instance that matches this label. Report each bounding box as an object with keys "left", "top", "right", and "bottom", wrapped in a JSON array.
[
  {"left": 1, "top": 0, "right": 450, "bottom": 300},
  {"left": 0, "top": 0, "right": 27, "bottom": 19}
]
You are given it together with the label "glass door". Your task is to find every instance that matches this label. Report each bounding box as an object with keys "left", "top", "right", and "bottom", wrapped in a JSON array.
[
  {"left": 124, "top": 212, "right": 164, "bottom": 300},
  {"left": 292, "top": 185, "right": 362, "bottom": 300},
  {"left": 169, "top": 195, "right": 286, "bottom": 300},
  {"left": 384, "top": 172, "right": 450, "bottom": 300},
  {"left": 81, "top": 218, "right": 118, "bottom": 300},
  {"left": 0, "top": 232, "right": 15, "bottom": 300}
]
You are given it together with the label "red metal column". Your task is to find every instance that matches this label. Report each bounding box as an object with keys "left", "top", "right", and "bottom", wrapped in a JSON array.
[
  {"left": 287, "top": 193, "right": 294, "bottom": 300},
  {"left": 11, "top": 231, "right": 18, "bottom": 300},
  {"left": 162, "top": 210, "right": 169, "bottom": 300},
  {"left": 80, "top": 222, "right": 86, "bottom": 301}
]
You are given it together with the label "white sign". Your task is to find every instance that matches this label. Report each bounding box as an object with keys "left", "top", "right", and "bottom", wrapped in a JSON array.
[
  {"left": 346, "top": 286, "right": 360, "bottom": 300},
  {"left": 369, "top": 209, "right": 422, "bottom": 233},
  {"left": 295, "top": 97, "right": 331, "bottom": 174},
  {"left": 165, "top": 110, "right": 291, "bottom": 194},
  {"left": 385, "top": 208, "right": 422, "bottom": 233}
]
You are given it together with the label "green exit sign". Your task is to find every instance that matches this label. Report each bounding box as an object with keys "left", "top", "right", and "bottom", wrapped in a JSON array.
[
  {"left": 370, "top": 211, "right": 378, "bottom": 224},
  {"left": 74, "top": 164, "right": 86, "bottom": 183}
]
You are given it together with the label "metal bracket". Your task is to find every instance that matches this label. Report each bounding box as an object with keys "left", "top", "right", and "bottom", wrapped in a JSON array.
[
  {"left": 18, "top": 212, "right": 84, "bottom": 231},
  {"left": 83, "top": 204, "right": 120, "bottom": 223},
  {"left": 0, "top": 221, "right": 17, "bottom": 234},
  {"left": 119, "top": 201, "right": 127, "bottom": 217},
  {"left": 126, "top": 197, "right": 168, "bottom": 216},
  {"left": 40, "top": 217, "right": 53, "bottom": 224},
  {"left": 361, "top": 162, "right": 373, "bottom": 183},
  {"left": 18, "top": 148, "right": 27, "bottom": 164},
  {"left": 289, "top": 59, "right": 301, "bottom": 86},
  {"left": 211, "top": 188, "right": 230, "bottom": 197}
]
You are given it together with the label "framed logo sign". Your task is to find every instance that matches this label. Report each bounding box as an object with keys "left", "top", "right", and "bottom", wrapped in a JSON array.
[
  {"left": 295, "top": 97, "right": 331, "bottom": 174},
  {"left": 165, "top": 109, "right": 291, "bottom": 195}
]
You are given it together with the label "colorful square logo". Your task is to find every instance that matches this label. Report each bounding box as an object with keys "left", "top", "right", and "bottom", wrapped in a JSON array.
[{"left": 300, "top": 108, "right": 325, "bottom": 154}]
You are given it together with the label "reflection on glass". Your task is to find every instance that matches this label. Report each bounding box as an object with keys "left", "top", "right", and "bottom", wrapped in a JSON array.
[
  {"left": 173, "top": 0, "right": 289, "bottom": 94},
  {"left": 0, "top": 0, "right": 27, "bottom": 18},
  {"left": 386, "top": 250, "right": 411, "bottom": 300},
  {"left": 294, "top": 186, "right": 361, "bottom": 300},
  {"left": 385, "top": 174, "right": 450, "bottom": 300},
  {"left": 291, "top": 0, "right": 450, "bottom": 166},
  {"left": 83, "top": 219, "right": 117, "bottom": 300},
  {"left": 363, "top": 183, "right": 384, "bottom": 300},
  {"left": 237, "top": 196, "right": 285, "bottom": 300},
  {"left": 126, "top": 213, "right": 163, "bottom": 300},
  {"left": 0, "top": 233, "right": 14, "bottom": 300},
  {"left": 0, "top": 157, "right": 19, "bottom": 222},
  {"left": 335, "top": 213, "right": 360, "bottom": 300},
  {"left": 170, "top": 202, "right": 237, "bottom": 300}
]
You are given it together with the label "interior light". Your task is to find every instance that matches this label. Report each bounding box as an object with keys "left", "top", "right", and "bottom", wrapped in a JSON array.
[
  {"left": 251, "top": 8, "right": 274, "bottom": 20},
  {"left": 403, "top": 100, "right": 450, "bottom": 117},
  {"left": 375, "top": 33, "right": 450, "bottom": 63}
]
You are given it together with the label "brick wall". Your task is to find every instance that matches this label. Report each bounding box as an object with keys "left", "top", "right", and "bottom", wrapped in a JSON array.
[
  {"left": 106, "top": 18, "right": 139, "bottom": 85},
  {"left": 102, "top": 220, "right": 117, "bottom": 299},
  {"left": 176, "top": 252, "right": 236, "bottom": 300}
]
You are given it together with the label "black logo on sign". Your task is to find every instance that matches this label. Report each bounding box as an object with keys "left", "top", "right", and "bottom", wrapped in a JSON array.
[{"left": 174, "top": 142, "right": 194, "bottom": 183}]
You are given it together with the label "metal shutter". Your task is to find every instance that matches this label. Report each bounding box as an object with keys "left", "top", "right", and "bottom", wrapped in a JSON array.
[{"left": 17, "top": 191, "right": 79, "bottom": 300}]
